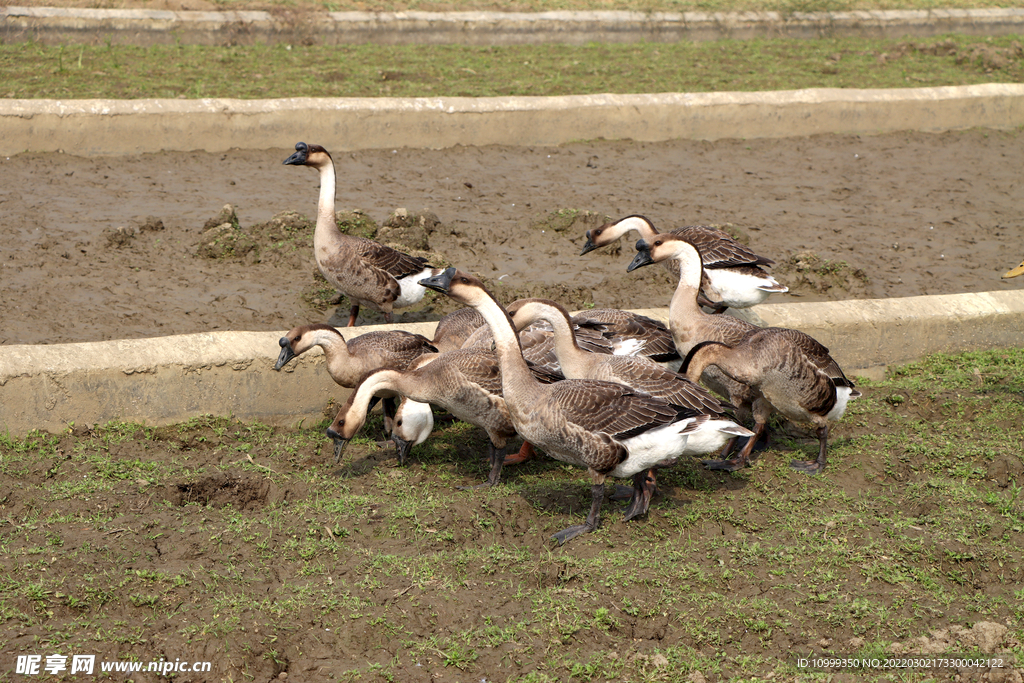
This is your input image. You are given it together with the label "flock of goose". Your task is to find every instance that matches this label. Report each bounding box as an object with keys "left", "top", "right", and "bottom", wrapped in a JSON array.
[{"left": 271, "top": 141, "right": 1015, "bottom": 545}]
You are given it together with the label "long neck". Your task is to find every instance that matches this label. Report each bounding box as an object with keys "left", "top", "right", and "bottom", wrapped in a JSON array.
[
  {"left": 668, "top": 250, "right": 710, "bottom": 354},
  {"left": 345, "top": 369, "right": 403, "bottom": 435},
  {"left": 313, "top": 329, "right": 356, "bottom": 384},
  {"left": 521, "top": 307, "right": 590, "bottom": 379},
  {"left": 615, "top": 215, "right": 657, "bottom": 242},
  {"left": 472, "top": 293, "right": 538, "bottom": 399},
  {"left": 314, "top": 160, "right": 341, "bottom": 253}
]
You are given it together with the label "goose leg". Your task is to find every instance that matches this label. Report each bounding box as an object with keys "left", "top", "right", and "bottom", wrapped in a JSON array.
[
  {"left": 504, "top": 441, "right": 535, "bottom": 465},
  {"left": 703, "top": 420, "right": 766, "bottom": 472},
  {"left": 381, "top": 397, "right": 396, "bottom": 435},
  {"left": 792, "top": 425, "right": 829, "bottom": 475},
  {"left": 459, "top": 441, "right": 505, "bottom": 489},
  {"left": 552, "top": 483, "right": 604, "bottom": 545},
  {"left": 696, "top": 291, "right": 728, "bottom": 314},
  {"left": 346, "top": 304, "right": 360, "bottom": 327},
  {"left": 621, "top": 469, "right": 657, "bottom": 522},
  {"left": 612, "top": 468, "right": 657, "bottom": 502}
]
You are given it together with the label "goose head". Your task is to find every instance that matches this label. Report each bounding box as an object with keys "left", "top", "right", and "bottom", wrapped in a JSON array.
[
  {"left": 274, "top": 323, "right": 340, "bottom": 370},
  {"left": 627, "top": 233, "right": 703, "bottom": 287},
  {"left": 283, "top": 142, "right": 332, "bottom": 169},
  {"left": 419, "top": 267, "right": 487, "bottom": 305},
  {"left": 391, "top": 399, "right": 434, "bottom": 465},
  {"left": 325, "top": 403, "right": 363, "bottom": 463},
  {"left": 580, "top": 215, "right": 657, "bottom": 255},
  {"left": 506, "top": 297, "right": 569, "bottom": 331},
  {"left": 1004, "top": 259, "right": 1024, "bottom": 279}
]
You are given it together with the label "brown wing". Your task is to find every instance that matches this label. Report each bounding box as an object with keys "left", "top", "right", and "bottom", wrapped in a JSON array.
[
  {"left": 437, "top": 349, "right": 504, "bottom": 397},
  {"left": 674, "top": 225, "right": 775, "bottom": 268},
  {"left": 353, "top": 236, "right": 432, "bottom": 279},
  {"left": 432, "top": 308, "right": 486, "bottom": 354},
  {"left": 764, "top": 327, "right": 855, "bottom": 387},
  {"left": 573, "top": 309, "right": 678, "bottom": 362},
  {"left": 605, "top": 356, "right": 732, "bottom": 415},
  {"left": 348, "top": 330, "right": 438, "bottom": 370},
  {"left": 548, "top": 379, "right": 700, "bottom": 442}
]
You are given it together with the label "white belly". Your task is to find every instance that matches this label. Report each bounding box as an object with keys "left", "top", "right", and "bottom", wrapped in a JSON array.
[
  {"left": 682, "top": 419, "right": 754, "bottom": 455},
  {"left": 394, "top": 267, "right": 436, "bottom": 309},
  {"left": 705, "top": 269, "right": 787, "bottom": 309},
  {"left": 609, "top": 420, "right": 692, "bottom": 478},
  {"left": 826, "top": 386, "right": 855, "bottom": 421}
]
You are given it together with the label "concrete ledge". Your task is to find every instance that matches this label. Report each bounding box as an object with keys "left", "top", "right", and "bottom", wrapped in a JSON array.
[
  {"left": 3, "top": 6, "right": 1024, "bottom": 45},
  {"left": 2, "top": 291, "right": 1022, "bottom": 437},
  {"left": 3, "top": 84, "right": 1024, "bottom": 156}
]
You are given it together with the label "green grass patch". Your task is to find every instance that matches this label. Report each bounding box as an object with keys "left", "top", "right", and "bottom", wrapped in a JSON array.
[{"left": 1, "top": 35, "right": 1021, "bottom": 99}]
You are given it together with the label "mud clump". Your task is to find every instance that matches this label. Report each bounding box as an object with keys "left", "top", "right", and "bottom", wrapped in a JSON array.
[
  {"left": 533, "top": 208, "right": 609, "bottom": 234},
  {"left": 774, "top": 250, "right": 868, "bottom": 298},
  {"left": 138, "top": 215, "right": 165, "bottom": 232},
  {"left": 103, "top": 225, "right": 137, "bottom": 248},
  {"left": 337, "top": 209, "right": 378, "bottom": 240},
  {"left": 170, "top": 472, "right": 274, "bottom": 510},
  {"left": 378, "top": 208, "right": 441, "bottom": 253},
  {"left": 195, "top": 221, "right": 258, "bottom": 261}
]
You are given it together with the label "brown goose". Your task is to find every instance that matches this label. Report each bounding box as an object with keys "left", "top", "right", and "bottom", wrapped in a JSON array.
[
  {"left": 274, "top": 323, "right": 437, "bottom": 387},
  {"left": 581, "top": 214, "right": 787, "bottom": 311},
  {"left": 507, "top": 297, "right": 752, "bottom": 515},
  {"left": 283, "top": 142, "right": 440, "bottom": 326},
  {"left": 274, "top": 323, "right": 437, "bottom": 431},
  {"left": 681, "top": 330, "right": 860, "bottom": 475},
  {"left": 629, "top": 234, "right": 859, "bottom": 474},
  {"left": 430, "top": 307, "right": 486, "bottom": 354},
  {"left": 419, "top": 268, "right": 741, "bottom": 544},
  {"left": 326, "top": 347, "right": 560, "bottom": 487}
]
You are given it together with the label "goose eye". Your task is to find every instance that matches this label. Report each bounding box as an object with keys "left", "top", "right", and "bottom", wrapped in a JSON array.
[
  {"left": 460, "top": 277, "right": 470, "bottom": 284},
  {"left": 396, "top": 419, "right": 403, "bottom": 426},
  {"left": 654, "top": 240, "right": 663, "bottom": 246}
]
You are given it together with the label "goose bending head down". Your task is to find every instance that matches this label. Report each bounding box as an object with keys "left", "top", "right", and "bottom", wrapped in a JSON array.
[
  {"left": 419, "top": 267, "right": 750, "bottom": 544},
  {"left": 581, "top": 214, "right": 787, "bottom": 311},
  {"left": 283, "top": 142, "right": 440, "bottom": 326}
]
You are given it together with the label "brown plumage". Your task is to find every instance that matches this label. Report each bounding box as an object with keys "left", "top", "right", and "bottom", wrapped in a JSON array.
[
  {"left": 274, "top": 323, "right": 437, "bottom": 388},
  {"left": 628, "top": 233, "right": 859, "bottom": 473},
  {"left": 581, "top": 214, "right": 787, "bottom": 311},
  {"left": 430, "top": 307, "right": 486, "bottom": 354},
  {"left": 419, "top": 268, "right": 738, "bottom": 545},
  {"left": 681, "top": 329, "right": 860, "bottom": 475},
  {"left": 283, "top": 142, "right": 439, "bottom": 326}
]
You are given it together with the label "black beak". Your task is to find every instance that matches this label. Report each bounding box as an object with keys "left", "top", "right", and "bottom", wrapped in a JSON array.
[
  {"left": 325, "top": 428, "right": 349, "bottom": 464},
  {"left": 274, "top": 337, "right": 297, "bottom": 370},
  {"left": 419, "top": 267, "right": 457, "bottom": 293},
  {"left": 626, "top": 240, "right": 654, "bottom": 272},
  {"left": 392, "top": 435, "right": 413, "bottom": 466},
  {"left": 579, "top": 232, "right": 598, "bottom": 256},
  {"left": 283, "top": 142, "right": 308, "bottom": 166}
]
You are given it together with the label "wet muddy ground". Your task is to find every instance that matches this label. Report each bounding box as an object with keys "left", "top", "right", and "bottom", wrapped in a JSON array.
[{"left": 2, "top": 128, "right": 1022, "bottom": 346}]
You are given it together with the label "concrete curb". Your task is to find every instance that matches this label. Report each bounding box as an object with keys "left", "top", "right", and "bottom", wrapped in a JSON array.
[
  {"left": 4, "top": 83, "right": 1024, "bottom": 156},
  {"left": 3, "top": 6, "right": 1024, "bottom": 45},
  {"left": 2, "top": 290, "right": 1022, "bottom": 437}
]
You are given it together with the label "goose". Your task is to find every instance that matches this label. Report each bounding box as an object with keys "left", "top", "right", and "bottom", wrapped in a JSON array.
[
  {"left": 581, "top": 214, "right": 788, "bottom": 312},
  {"left": 274, "top": 323, "right": 437, "bottom": 430},
  {"left": 681, "top": 330, "right": 860, "bottom": 475},
  {"left": 430, "top": 307, "right": 486, "bottom": 354},
  {"left": 1004, "top": 259, "right": 1024, "bottom": 278},
  {"left": 325, "top": 347, "right": 560, "bottom": 488},
  {"left": 506, "top": 297, "right": 753, "bottom": 516},
  {"left": 283, "top": 142, "right": 441, "bottom": 326},
  {"left": 419, "top": 267, "right": 752, "bottom": 544},
  {"left": 628, "top": 234, "right": 859, "bottom": 473}
]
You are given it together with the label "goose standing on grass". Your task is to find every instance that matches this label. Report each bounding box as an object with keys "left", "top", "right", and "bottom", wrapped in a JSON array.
[
  {"left": 274, "top": 322, "right": 437, "bottom": 430},
  {"left": 1004, "top": 259, "right": 1024, "bottom": 278},
  {"left": 628, "top": 234, "right": 859, "bottom": 474},
  {"left": 325, "top": 348, "right": 560, "bottom": 488},
  {"left": 680, "top": 331, "right": 860, "bottom": 475},
  {"left": 581, "top": 215, "right": 788, "bottom": 312},
  {"left": 419, "top": 268, "right": 750, "bottom": 544},
  {"left": 284, "top": 142, "right": 440, "bottom": 326},
  {"left": 506, "top": 297, "right": 753, "bottom": 514}
]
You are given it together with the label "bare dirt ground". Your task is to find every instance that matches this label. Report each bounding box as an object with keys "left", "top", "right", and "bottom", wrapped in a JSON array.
[{"left": 2, "top": 129, "right": 1022, "bottom": 346}]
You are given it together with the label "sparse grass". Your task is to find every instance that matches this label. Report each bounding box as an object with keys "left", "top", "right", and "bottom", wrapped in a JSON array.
[
  {"left": 1, "top": 34, "right": 1023, "bottom": 99},
  {"left": 0, "top": 347, "right": 1021, "bottom": 680}
]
